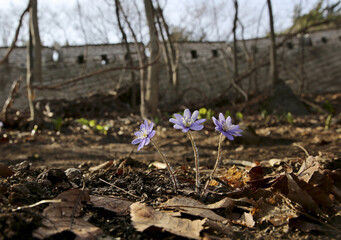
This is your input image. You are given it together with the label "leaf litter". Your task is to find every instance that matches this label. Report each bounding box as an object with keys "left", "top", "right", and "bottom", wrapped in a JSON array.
[{"left": 0, "top": 103, "right": 340, "bottom": 239}]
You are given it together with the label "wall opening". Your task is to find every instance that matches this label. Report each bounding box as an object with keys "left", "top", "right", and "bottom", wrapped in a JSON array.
[
  {"left": 212, "top": 49, "right": 218, "bottom": 57},
  {"left": 190, "top": 50, "right": 198, "bottom": 59},
  {"left": 52, "top": 50, "right": 59, "bottom": 62},
  {"left": 77, "top": 55, "right": 84, "bottom": 64},
  {"left": 321, "top": 37, "right": 328, "bottom": 44},
  {"left": 286, "top": 42, "right": 294, "bottom": 49},
  {"left": 101, "top": 54, "right": 109, "bottom": 65}
]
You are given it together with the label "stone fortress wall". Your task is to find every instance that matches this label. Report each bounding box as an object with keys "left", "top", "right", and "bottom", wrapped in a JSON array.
[{"left": 0, "top": 27, "right": 341, "bottom": 112}]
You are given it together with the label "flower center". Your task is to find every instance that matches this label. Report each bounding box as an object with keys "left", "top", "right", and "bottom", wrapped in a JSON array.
[
  {"left": 183, "top": 117, "right": 194, "bottom": 127},
  {"left": 139, "top": 129, "right": 148, "bottom": 139},
  {"left": 222, "top": 122, "right": 230, "bottom": 131}
]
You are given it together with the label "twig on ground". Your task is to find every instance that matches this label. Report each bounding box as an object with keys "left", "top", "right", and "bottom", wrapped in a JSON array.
[{"left": 99, "top": 178, "right": 139, "bottom": 199}]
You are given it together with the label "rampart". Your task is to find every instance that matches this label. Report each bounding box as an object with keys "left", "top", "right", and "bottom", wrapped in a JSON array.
[{"left": 0, "top": 28, "right": 341, "bottom": 112}]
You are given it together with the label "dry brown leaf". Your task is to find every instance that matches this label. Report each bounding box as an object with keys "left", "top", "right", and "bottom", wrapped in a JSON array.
[
  {"left": 90, "top": 195, "right": 133, "bottom": 216},
  {"left": 130, "top": 202, "right": 205, "bottom": 240},
  {"left": 149, "top": 161, "right": 167, "bottom": 169},
  {"left": 219, "top": 166, "right": 247, "bottom": 188},
  {"left": 206, "top": 197, "right": 235, "bottom": 210},
  {"left": 273, "top": 173, "right": 329, "bottom": 215},
  {"left": 161, "top": 196, "right": 233, "bottom": 221},
  {"left": 33, "top": 189, "right": 102, "bottom": 239},
  {"left": 233, "top": 212, "right": 255, "bottom": 228},
  {"left": 253, "top": 198, "right": 298, "bottom": 226},
  {"left": 0, "top": 163, "right": 14, "bottom": 178},
  {"left": 297, "top": 156, "right": 322, "bottom": 182},
  {"left": 286, "top": 173, "right": 323, "bottom": 214},
  {"left": 204, "top": 219, "right": 235, "bottom": 238}
]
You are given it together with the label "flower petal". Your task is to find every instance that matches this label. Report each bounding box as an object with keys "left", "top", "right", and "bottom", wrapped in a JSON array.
[
  {"left": 215, "top": 127, "right": 223, "bottom": 133},
  {"left": 144, "top": 138, "right": 150, "bottom": 146},
  {"left": 169, "top": 118, "right": 180, "bottom": 124},
  {"left": 191, "top": 110, "right": 199, "bottom": 120},
  {"left": 173, "top": 124, "right": 184, "bottom": 130},
  {"left": 190, "top": 124, "right": 204, "bottom": 131},
  {"left": 232, "top": 133, "right": 242, "bottom": 136},
  {"left": 184, "top": 109, "right": 191, "bottom": 118},
  {"left": 226, "top": 116, "right": 232, "bottom": 124},
  {"left": 132, "top": 138, "right": 142, "bottom": 144},
  {"left": 182, "top": 128, "right": 190, "bottom": 133},
  {"left": 148, "top": 130, "right": 156, "bottom": 139},
  {"left": 144, "top": 119, "right": 149, "bottom": 129},
  {"left": 134, "top": 131, "right": 141, "bottom": 137},
  {"left": 140, "top": 123, "right": 145, "bottom": 130},
  {"left": 148, "top": 121, "right": 154, "bottom": 131},
  {"left": 219, "top": 113, "right": 225, "bottom": 123},
  {"left": 137, "top": 139, "right": 146, "bottom": 151},
  {"left": 212, "top": 116, "right": 220, "bottom": 127},
  {"left": 194, "top": 119, "right": 206, "bottom": 125},
  {"left": 223, "top": 132, "right": 234, "bottom": 140},
  {"left": 173, "top": 113, "right": 184, "bottom": 122}
]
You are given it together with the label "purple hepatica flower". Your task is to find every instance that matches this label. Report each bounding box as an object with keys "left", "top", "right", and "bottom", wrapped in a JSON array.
[
  {"left": 169, "top": 109, "right": 206, "bottom": 133},
  {"left": 132, "top": 120, "right": 156, "bottom": 151},
  {"left": 212, "top": 113, "right": 243, "bottom": 140}
]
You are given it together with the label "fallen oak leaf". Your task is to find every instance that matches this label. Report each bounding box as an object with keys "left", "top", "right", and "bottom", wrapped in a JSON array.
[
  {"left": 297, "top": 156, "right": 322, "bottom": 183},
  {"left": 130, "top": 202, "right": 205, "bottom": 240},
  {"left": 233, "top": 212, "right": 255, "bottom": 228},
  {"left": 90, "top": 195, "right": 133, "bottom": 216},
  {"left": 160, "top": 196, "right": 233, "bottom": 221},
  {"left": 253, "top": 197, "right": 298, "bottom": 226},
  {"left": 33, "top": 189, "right": 102, "bottom": 239},
  {"left": 203, "top": 219, "right": 235, "bottom": 238}
]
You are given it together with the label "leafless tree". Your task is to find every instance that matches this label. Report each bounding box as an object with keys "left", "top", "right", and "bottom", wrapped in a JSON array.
[
  {"left": 0, "top": 4, "right": 29, "bottom": 64},
  {"left": 26, "top": 0, "right": 42, "bottom": 125},
  {"left": 115, "top": 0, "right": 137, "bottom": 107},
  {"left": 229, "top": 0, "right": 248, "bottom": 102},
  {"left": 115, "top": 0, "right": 148, "bottom": 117},
  {"left": 267, "top": 0, "right": 278, "bottom": 85},
  {"left": 142, "top": 0, "right": 160, "bottom": 119},
  {"left": 155, "top": 0, "right": 179, "bottom": 88}
]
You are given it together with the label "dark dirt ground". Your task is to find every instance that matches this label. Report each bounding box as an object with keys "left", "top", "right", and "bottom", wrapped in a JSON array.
[{"left": 0, "top": 92, "right": 340, "bottom": 240}]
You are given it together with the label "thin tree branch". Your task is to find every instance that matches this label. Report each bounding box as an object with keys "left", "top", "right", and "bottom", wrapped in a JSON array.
[{"left": 0, "top": 4, "right": 30, "bottom": 65}]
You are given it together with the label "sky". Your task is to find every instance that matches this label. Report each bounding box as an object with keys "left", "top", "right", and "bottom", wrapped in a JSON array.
[{"left": 0, "top": 0, "right": 338, "bottom": 47}]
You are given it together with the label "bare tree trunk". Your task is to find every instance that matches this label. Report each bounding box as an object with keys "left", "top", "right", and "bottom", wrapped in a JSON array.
[
  {"left": 299, "top": 34, "right": 306, "bottom": 94},
  {"left": 265, "top": 0, "right": 308, "bottom": 115},
  {"left": 115, "top": 0, "right": 146, "bottom": 115},
  {"left": 30, "top": 0, "right": 42, "bottom": 84},
  {"left": 27, "top": 0, "right": 42, "bottom": 124},
  {"left": 155, "top": 12, "right": 172, "bottom": 85},
  {"left": 155, "top": 0, "right": 179, "bottom": 88},
  {"left": 26, "top": 30, "right": 35, "bottom": 122},
  {"left": 115, "top": 0, "right": 136, "bottom": 107},
  {"left": 231, "top": 0, "right": 247, "bottom": 102},
  {"left": 267, "top": 0, "right": 278, "bottom": 85},
  {"left": 232, "top": 0, "right": 239, "bottom": 79},
  {"left": 143, "top": 0, "right": 159, "bottom": 119}
]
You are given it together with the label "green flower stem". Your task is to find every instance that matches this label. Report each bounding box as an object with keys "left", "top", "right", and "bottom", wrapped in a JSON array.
[
  {"left": 151, "top": 139, "right": 178, "bottom": 193},
  {"left": 201, "top": 133, "right": 224, "bottom": 198},
  {"left": 187, "top": 131, "right": 200, "bottom": 194}
]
